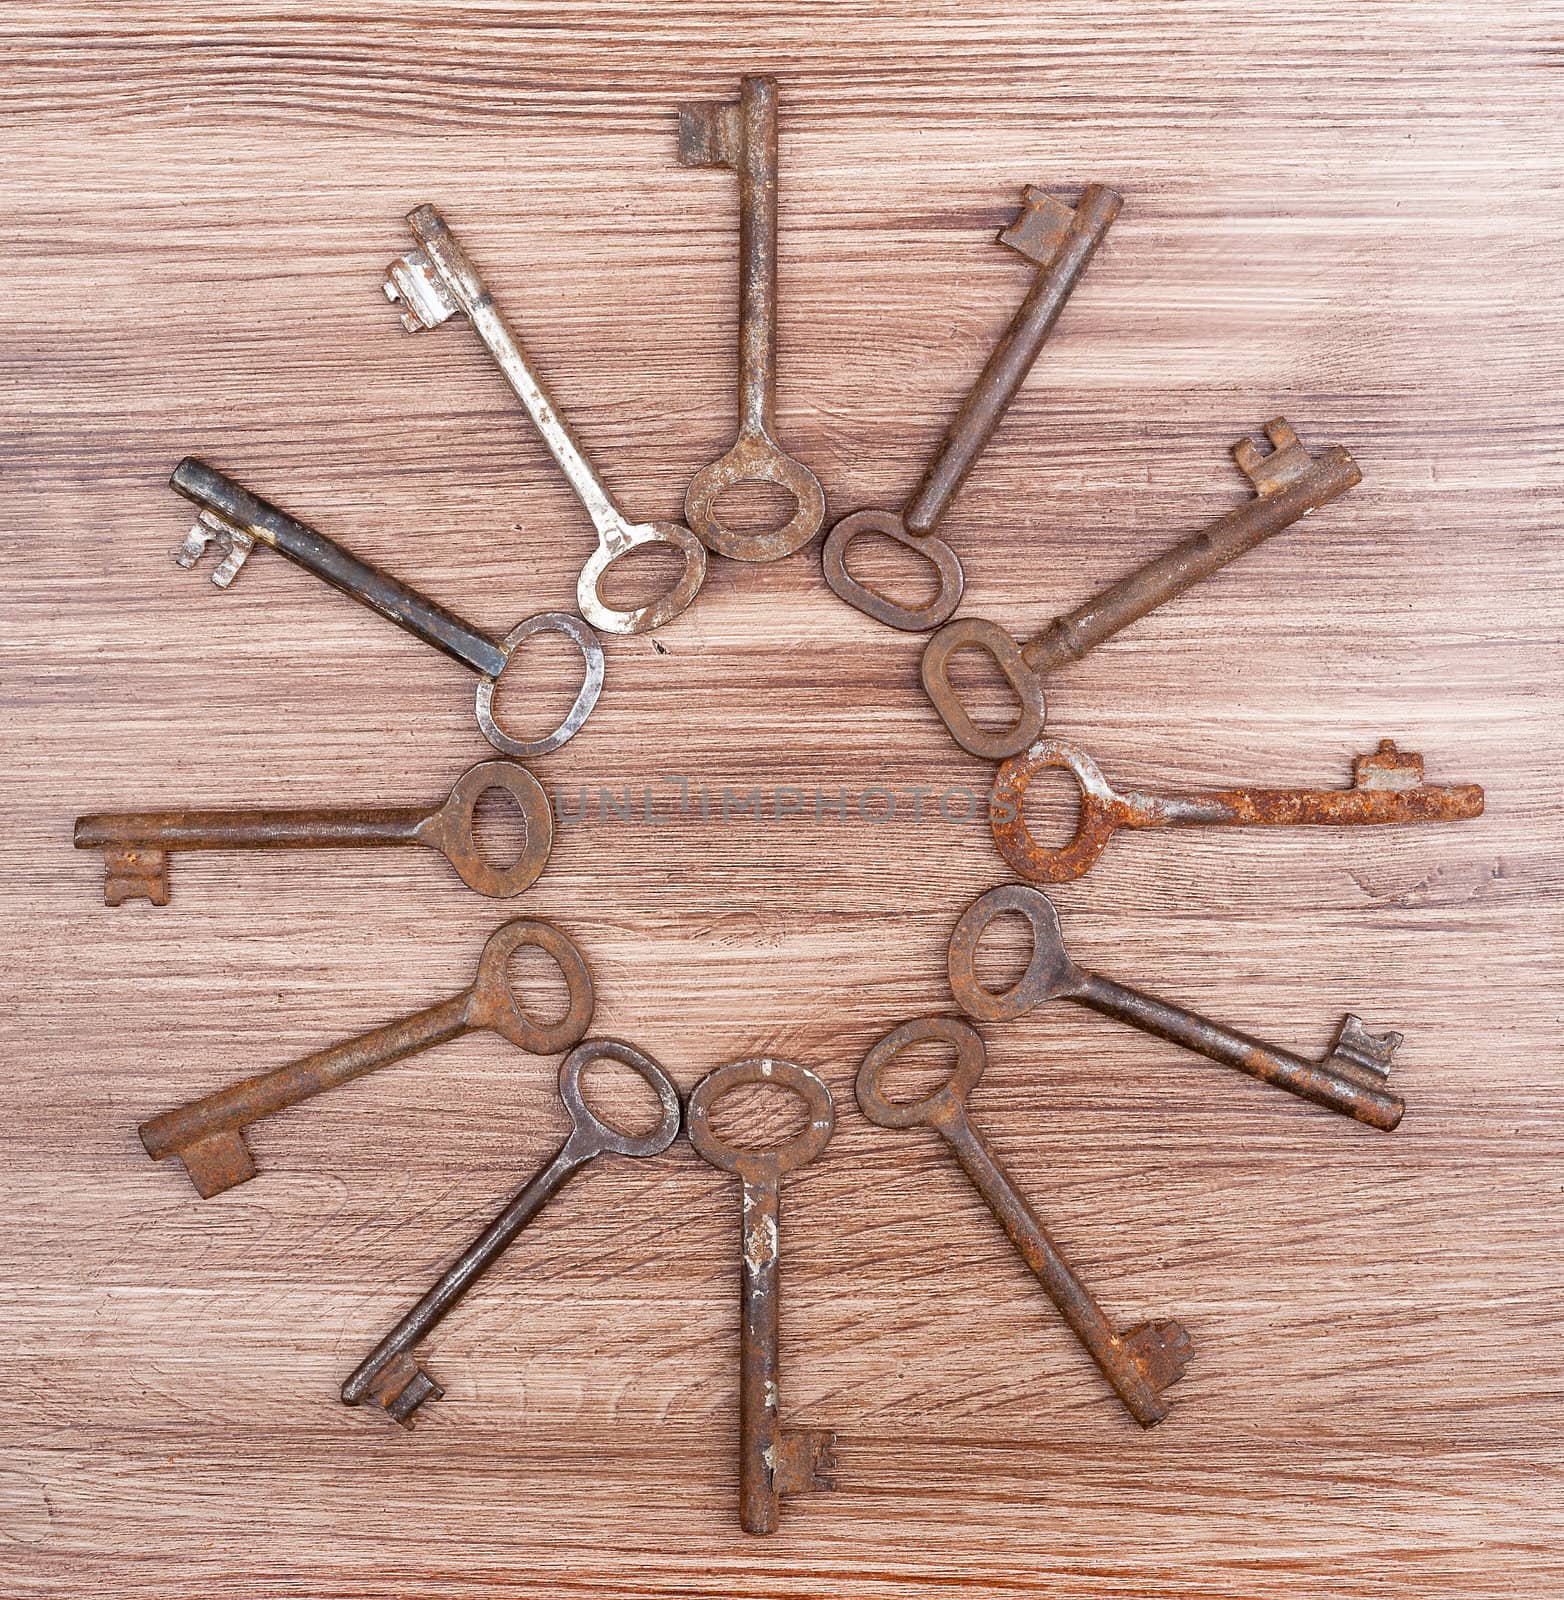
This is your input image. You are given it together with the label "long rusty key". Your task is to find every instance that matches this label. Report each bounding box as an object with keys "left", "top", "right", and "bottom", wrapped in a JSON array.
[
  {"left": 384, "top": 205, "right": 708, "bottom": 636},
  {"left": 139, "top": 918, "right": 595, "bottom": 1197},
  {"left": 991, "top": 738, "right": 1485, "bottom": 883},
  {"left": 922, "top": 419, "right": 1363, "bottom": 759},
  {"left": 857, "top": 1015, "right": 1192, "bottom": 1426},
  {"left": 947, "top": 884, "right": 1404, "bottom": 1130},
  {"left": 342, "top": 1037, "right": 682, "bottom": 1428},
  {"left": 171, "top": 459, "right": 605, "bottom": 758},
  {"left": 823, "top": 184, "right": 1122, "bottom": 631},
  {"left": 685, "top": 1057, "right": 836, "bottom": 1534},
  {"left": 75, "top": 759, "right": 554, "bottom": 904},
  {"left": 678, "top": 75, "right": 826, "bottom": 563}
]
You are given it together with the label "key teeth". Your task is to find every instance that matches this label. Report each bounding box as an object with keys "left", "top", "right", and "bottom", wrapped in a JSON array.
[
  {"left": 1233, "top": 416, "right": 1314, "bottom": 497},
  {"left": 676, "top": 100, "right": 740, "bottom": 167},
  {"left": 774, "top": 1426, "right": 837, "bottom": 1497},
  {"left": 174, "top": 512, "right": 253, "bottom": 588},
  {"left": 382, "top": 249, "right": 458, "bottom": 333},
  {"left": 103, "top": 845, "right": 170, "bottom": 906},
  {"left": 1329, "top": 1014, "right": 1403, "bottom": 1082},
  {"left": 1353, "top": 738, "right": 1425, "bottom": 791},
  {"left": 1123, "top": 1319, "right": 1195, "bottom": 1394},
  {"left": 170, "top": 1127, "right": 258, "bottom": 1199},
  {"left": 998, "top": 185, "right": 1077, "bottom": 267},
  {"left": 367, "top": 1351, "right": 445, "bottom": 1429}
]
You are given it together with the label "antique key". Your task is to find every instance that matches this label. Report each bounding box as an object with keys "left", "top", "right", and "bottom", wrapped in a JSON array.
[
  {"left": 685, "top": 1057, "right": 836, "bottom": 1534},
  {"left": 991, "top": 738, "right": 1485, "bottom": 883},
  {"left": 342, "top": 1037, "right": 682, "bottom": 1427},
  {"left": 922, "top": 419, "right": 1363, "bottom": 760},
  {"left": 677, "top": 75, "right": 826, "bottom": 562},
  {"left": 857, "top": 1015, "right": 1191, "bottom": 1425},
  {"left": 947, "top": 884, "right": 1404, "bottom": 1130},
  {"left": 75, "top": 759, "right": 554, "bottom": 905},
  {"left": 139, "top": 918, "right": 595, "bottom": 1197},
  {"left": 822, "top": 183, "right": 1121, "bottom": 631},
  {"left": 171, "top": 458, "right": 604, "bottom": 758},
  {"left": 384, "top": 204, "right": 708, "bottom": 636}
]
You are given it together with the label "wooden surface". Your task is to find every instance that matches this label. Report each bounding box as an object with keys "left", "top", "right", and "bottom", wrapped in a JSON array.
[{"left": 3, "top": 3, "right": 1561, "bottom": 1594}]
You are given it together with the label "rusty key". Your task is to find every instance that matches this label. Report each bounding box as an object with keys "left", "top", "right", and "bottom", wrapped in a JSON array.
[
  {"left": 678, "top": 75, "right": 826, "bottom": 562},
  {"left": 922, "top": 419, "right": 1363, "bottom": 759},
  {"left": 342, "top": 1038, "right": 682, "bottom": 1428},
  {"left": 139, "top": 918, "right": 595, "bottom": 1197},
  {"left": 857, "top": 1015, "right": 1191, "bottom": 1425},
  {"left": 686, "top": 1057, "right": 836, "bottom": 1534},
  {"left": 75, "top": 759, "right": 554, "bottom": 905},
  {"left": 991, "top": 738, "right": 1485, "bottom": 884},
  {"left": 947, "top": 884, "right": 1404, "bottom": 1130},
  {"left": 823, "top": 184, "right": 1122, "bottom": 631}
]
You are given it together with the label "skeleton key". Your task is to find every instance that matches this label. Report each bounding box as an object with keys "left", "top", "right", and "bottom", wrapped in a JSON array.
[
  {"left": 991, "top": 738, "right": 1485, "bottom": 883},
  {"left": 947, "top": 884, "right": 1404, "bottom": 1130},
  {"left": 857, "top": 1015, "right": 1192, "bottom": 1425},
  {"left": 384, "top": 205, "right": 708, "bottom": 636},
  {"left": 823, "top": 183, "right": 1122, "bottom": 631},
  {"left": 139, "top": 918, "right": 595, "bottom": 1197},
  {"left": 342, "top": 1037, "right": 682, "bottom": 1427},
  {"left": 677, "top": 75, "right": 826, "bottom": 562},
  {"left": 171, "top": 458, "right": 604, "bottom": 758},
  {"left": 922, "top": 418, "right": 1363, "bottom": 760},
  {"left": 685, "top": 1057, "right": 836, "bottom": 1534},
  {"left": 75, "top": 759, "right": 553, "bottom": 904}
]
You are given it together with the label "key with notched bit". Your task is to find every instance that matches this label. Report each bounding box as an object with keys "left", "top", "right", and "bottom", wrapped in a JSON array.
[
  {"left": 857, "top": 1015, "right": 1192, "bottom": 1426},
  {"left": 686, "top": 1057, "right": 836, "bottom": 1535},
  {"left": 921, "top": 418, "right": 1363, "bottom": 761},
  {"left": 823, "top": 183, "right": 1122, "bottom": 632},
  {"left": 170, "top": 458, "right": 605, "bottom": 759},
  {"left": 947, "top": 884, "right": 1404, "bottom": 1130},
  {"left": 75, "top": 759, "right": 554, "bottom": 904},
  {"left": 138, "top": 918, "right": 595, "bottom": 1197},
  {"left": 990, "top": 738, "right": 1485, "bottom": 884},
  {"left": 341, "top": 1038, "right": 682, "bottom": 1428}
]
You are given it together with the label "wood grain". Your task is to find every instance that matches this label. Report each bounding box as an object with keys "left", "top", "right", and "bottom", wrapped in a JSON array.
[{"left": 2, "top": 2, "right": 1561, "bottom": 1593}]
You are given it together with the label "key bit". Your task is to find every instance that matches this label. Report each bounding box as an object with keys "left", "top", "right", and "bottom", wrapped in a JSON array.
[
  {"left": 1121, "top": 1320, "right": 1196, "bottom": 1395},
  {"left": 101, "top": 845, "right": 170, "bottom": 907},
  {"left": 172, "top": 1127, "right": 258, "bottom": 1200},
  {"left": 1233, "top": 417, "right": 1314, "bottom": 497},
  {"left": 383, "top": 247, "right": 459, "bottom": 333},
  {"left": 997, "top": 184, "right": 1079, "bottom": 266},
  {"left": 174, "top": 508, "right": 255, "bottom": 588},
  {"left": 1354, "top": 739, "right": 1426, "bottom": 791},
  {"left": 1328, "top": 1014, "right": 1402, "bottom": 1084},
  {"left": 677, "top": 98, "right": 742, "bottom": 167},
  {"left": 772, "top": 1426, "right": 836, "bottom": 1495},
  {"left": 363, "top": 1350, "right": 446, "bottom": 1428}
]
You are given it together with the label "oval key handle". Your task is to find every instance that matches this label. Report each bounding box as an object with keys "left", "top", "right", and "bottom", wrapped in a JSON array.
[
  {"left": 947, "top": 883, "right": 1086, "bottom": 1023},
  {"left": 820, "top": 508, "right": 966, "bottom": 633},
  {"left": 422, "top": 760, "right": 555, "bottom": 899},
  {"left": 685, "top": 1057, "right": 834, "bottom": 1176},
  {"left": 855, "top": 1015, "right": 987, "bottom": 1131},
  {"left": 920, "top": 618, "right": 1046, "bottom": 762},
  {"left": 577, "top": 519, "right": 708, "bottom": 637},
  {"left": 558, "top": 1037, "right": 684, "bottom": 1159},
  {"left": 684, "top": 433, "right": 826, "bottom": 564},
  {"left": 468, "top": 918, "right": 595, "bottom": 1054},
  {"left": 989, "top": 739, "right": 1123, "bottom": 884},
  {"left": 476, "top": 611, "right": 606, "bottom": 759}
]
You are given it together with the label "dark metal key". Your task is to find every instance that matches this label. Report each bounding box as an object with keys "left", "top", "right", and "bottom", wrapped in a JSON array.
[
  {"left": 922, "top": 419, "right": 1362, "bottom": 759},
  {"left": 139, "top": 918, "right": 595, "bottom": 1197},
  {"left": 75, "top": 759, "right": 554, "bottom": 904},
  {"left": 686, "top": 1057, "right": 836, "bottom": 1534},
  {"left": 341, "top": 1037, "right": 682, "bottom": 1428},
  {"left": 678, "top": 75, "right": 826, "bottom": 563},
  {"left": 947, "top": 884, "right": 1404, "bottom": 1130},
  {"left": 857, "top": 1014, "right": 1192, "bottom": 1425},
  {"left": 171, "top": 458, "right": 605, "bottom": 758},
  {"left": 823, "top": 184, "right": 1121, "bottom": 631}
]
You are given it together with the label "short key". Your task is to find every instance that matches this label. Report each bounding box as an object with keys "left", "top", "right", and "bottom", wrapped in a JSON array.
[
  {"left": 139, "top": 918, "right": 595, "bottom": 1197},
  {"left": 75, "top": 759, "right": 553, "bottom": 904},
  {"left": 823, "top": 184, "right": 1122, "bottom": 631},
  {"left": 685, "top": 1057, "right": 836, "bottom": 1535},
  {"left": 947, "top": 884, "right": 1404, "bottom": 1130},
  {"left": 341, "top": 1038, "right": 682, "bottom": 1427},
  {"left": 171, "top": 459, "right": 604, "bottom": 758},
  {"left": 856, "top": 1015, "right": 1192, "bottom": 1426},
  {"left": 384, "top": 205, "right": 708, "bottom": 636},
  {"left": 991, "top": 738, "right": 1485, "bottom": 884},
  {"left": 677, "top": 75, "right": 826, "bottom": 562},
  {"left": 922, "top": 419, "right": 1363, "bottom": 760}
]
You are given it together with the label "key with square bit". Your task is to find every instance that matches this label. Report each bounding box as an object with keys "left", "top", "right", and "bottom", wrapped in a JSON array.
[
  {"left": 341, "top": 1037, "right": 682, "bottom": 1427},
  {"left": 75, "top": 759, "right": 554, "bottom": 905},
  {"left": 384, "top": 204, "right": 708, "bottom": 636},
  {"left": 947, "top": 883, "right": 1404, "bottom": 1130},
  {"left": 857, "top": 1014, "right": 1192, "bottom": 1425},
  {"left": 921, "top": 418, "right": 1363, "bottom": 760},
  {"left": 171, "top": 458, "right": 604, "bottom": 757},
  {"left": 677, "top": 75, "right": 826, "bottom": 563},
  {"left": 991, "top": 738, "right": 1485, "bottom": 883},
  {"left": 685, "top": 1057, "right": 836, "bottom": 1534},
  {"left": 139, "top": 917, "right": 595, "bottom": 1197},
  {"left": 823, "top": 183, "right": 1121, "bottom": 631}
]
